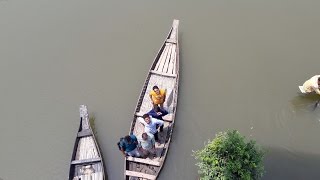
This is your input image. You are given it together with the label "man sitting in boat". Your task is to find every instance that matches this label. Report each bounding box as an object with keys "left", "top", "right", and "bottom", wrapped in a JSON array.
[
  {"left": 118, "top": 135, "right": 141, "bottom": 157},
  {"left": 302, "top": 75, "right": 320, "bottom": 94},
  {"left": 138, "top": 132, "right": 156, "bottom": 158},
  {"left": 138, "top": 114, "right": 164, "bottom": 143},
  {"left": 150, "top": 86, "right": 166, "bottom": 109},
  {"left": 147, "top": 106, "right": 168, "bottom": 120}
]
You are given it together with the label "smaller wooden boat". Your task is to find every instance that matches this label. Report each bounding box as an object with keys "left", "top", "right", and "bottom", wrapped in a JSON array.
[{"left": 69, "top": 105, "right": 106, "bottom": 180}]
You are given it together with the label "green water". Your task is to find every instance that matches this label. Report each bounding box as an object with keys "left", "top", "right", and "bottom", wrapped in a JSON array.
[{"left": 1, "top": 0, "right": 320, "bottom": 179}]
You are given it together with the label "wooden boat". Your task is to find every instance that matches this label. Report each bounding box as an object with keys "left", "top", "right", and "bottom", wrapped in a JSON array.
[
  {"left": 69, "top": 105, "right": 106, "bottom": 180},
  {"left": 124, "top": 19, "right": 180, "bottom": 180}
]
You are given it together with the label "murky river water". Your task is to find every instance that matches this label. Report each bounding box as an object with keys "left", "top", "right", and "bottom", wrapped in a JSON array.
[{"left": 1, "top": 0, "right": 320, "bottom": 179}]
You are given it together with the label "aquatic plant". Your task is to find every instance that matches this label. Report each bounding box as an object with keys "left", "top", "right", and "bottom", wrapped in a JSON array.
[{"left": 193, "top": 130, "right": 265, "bottom": 180}]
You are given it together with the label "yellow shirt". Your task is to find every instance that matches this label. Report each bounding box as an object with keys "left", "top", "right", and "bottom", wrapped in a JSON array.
[
  {"left": 150, "top": 89, "right": 166, "bottom": 104},
  {"left": 303, "top": 75, "right": 320, "bottom": 94}
]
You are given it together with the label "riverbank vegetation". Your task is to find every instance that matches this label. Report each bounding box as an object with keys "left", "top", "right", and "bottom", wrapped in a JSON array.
[{"left": 193, "top": 130, "right": 265, "bottom": 180}]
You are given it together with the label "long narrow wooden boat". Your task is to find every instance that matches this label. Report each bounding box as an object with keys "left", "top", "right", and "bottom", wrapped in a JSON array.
[
  {"left": 69, "top": 105, "right": 106, "bottom": 180},
  {"left": 124, "top": 19, "right": 180, "bottom": 180}
]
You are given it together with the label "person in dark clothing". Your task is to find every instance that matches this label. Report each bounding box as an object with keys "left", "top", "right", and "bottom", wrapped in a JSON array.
[
  {"left": 147, "top": 106, "right": 168, "bottom": 120},
  {"left": 118, "top": 135, "right": 140, "bottom": 157}
]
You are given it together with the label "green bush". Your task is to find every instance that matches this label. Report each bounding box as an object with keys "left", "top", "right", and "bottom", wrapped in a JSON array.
[{"left": 193, "top": 130, "right": 265, "bottom": 180}]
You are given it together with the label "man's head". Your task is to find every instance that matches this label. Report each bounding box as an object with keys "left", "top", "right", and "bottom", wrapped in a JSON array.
[
  {"left": 124, "top": 135, "right": 132, "bottom": 143},
  {"left": 152, "top": 86, "right": 160, "bottom": 94},
  {"left": 142, "top": 114, "right": 151, "bottom": 124},
  {"left": 142, "top": 133, "right": 148, "bottom": 141}
]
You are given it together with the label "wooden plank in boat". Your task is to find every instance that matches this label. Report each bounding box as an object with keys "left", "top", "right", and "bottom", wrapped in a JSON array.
[
  {"left": 154, "top": 46, "right": 167, "bottom": 70},
  {"left": 167, "top": 45, "right": 177, "bottom": 74},
  {"left": 166, "top": 39, "right": 176, "bottom": 44},
  {"left": 155, "top": 46, "right": 168, "bottom": 71},
  {"left": 135, "top": 112, "right": 144, "bottom": 117},
  {"left": 77, "top": 129, "right": 92, "bottom": 138},
  {"left": 125, "top": 170, "right": 156, "bottom": 180},
  {"left": 150, "top": 70, "right": 177, "bottom": 78},
  {"left": 156, "top": 44, "right": 170, "bottom": 72},
  {"left": 71, "top": 157, "right": 101, "bottom": 165},
  {"left": 163, "top": 118, "right": 173, "bottom": 122},
  {"left": 163, "top": 44, "right": 174, "bottom": 73},
  {"left": 167, "top": 44, "right": 176, "bottom": 74},
  {"left": 172, "top": 53, "right": 176, "bottom": 74},
  {"left": 127, "top": 156, "right": 161, "bottom": 166},
  {"left": 162, "top": 114, "right": 173, "bottom": 122}
]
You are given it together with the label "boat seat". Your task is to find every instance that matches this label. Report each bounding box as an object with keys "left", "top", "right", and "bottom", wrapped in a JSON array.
[
  {"left": 126, "top": 156, "right": 160, "bottom": 166},
  {"left": 135, "top": 112, "right": 144, "bottom": 117},
  {"left": 71, "top": 157, "right": 101, "bottom": 165},
  {"left": 162, "top": 114, "right": 173, "bottom": 122},
  {"left": 77, "top": 129, "right": 92, "bottom": 138},
  {"left": 125, "top": 170, "right": 156, "bottom": 180},
  {"left": 166, "top": 38, "right": 177, "bottom": 44},
  {"left": 150, "top": 70, "right": 177, "bottom": 78}
]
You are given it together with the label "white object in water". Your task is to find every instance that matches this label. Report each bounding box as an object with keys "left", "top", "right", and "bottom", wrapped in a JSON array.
[{"left": 299, "top": 86, "right": 306, "bottom": 94}]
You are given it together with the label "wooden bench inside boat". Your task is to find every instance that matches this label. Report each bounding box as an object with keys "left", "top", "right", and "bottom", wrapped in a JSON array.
[
  {"left": 166, "top": 38, "right": 177, "bottom": 44},
  {"left": 126, "top": 156, "right": 160, "bottom": 166},
  {"left": 77, "top": 129, "right": 92, "bottom": 138},
  {"left": 135, "top": 112, "right": 144, "bottom": 117},
  {"left": 150, "top": 70, "right": 177, "bottom": 78},
  {"left": 126, "top": 170, "right": 156, "bottom": 180},
  {"left": 71, "top": 157, "right": 101, "bottom": 165}
]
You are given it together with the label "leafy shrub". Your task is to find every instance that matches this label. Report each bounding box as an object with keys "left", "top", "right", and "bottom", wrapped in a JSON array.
[{"left": 193, "top": 130, "right": 265, "bottom": 180}]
